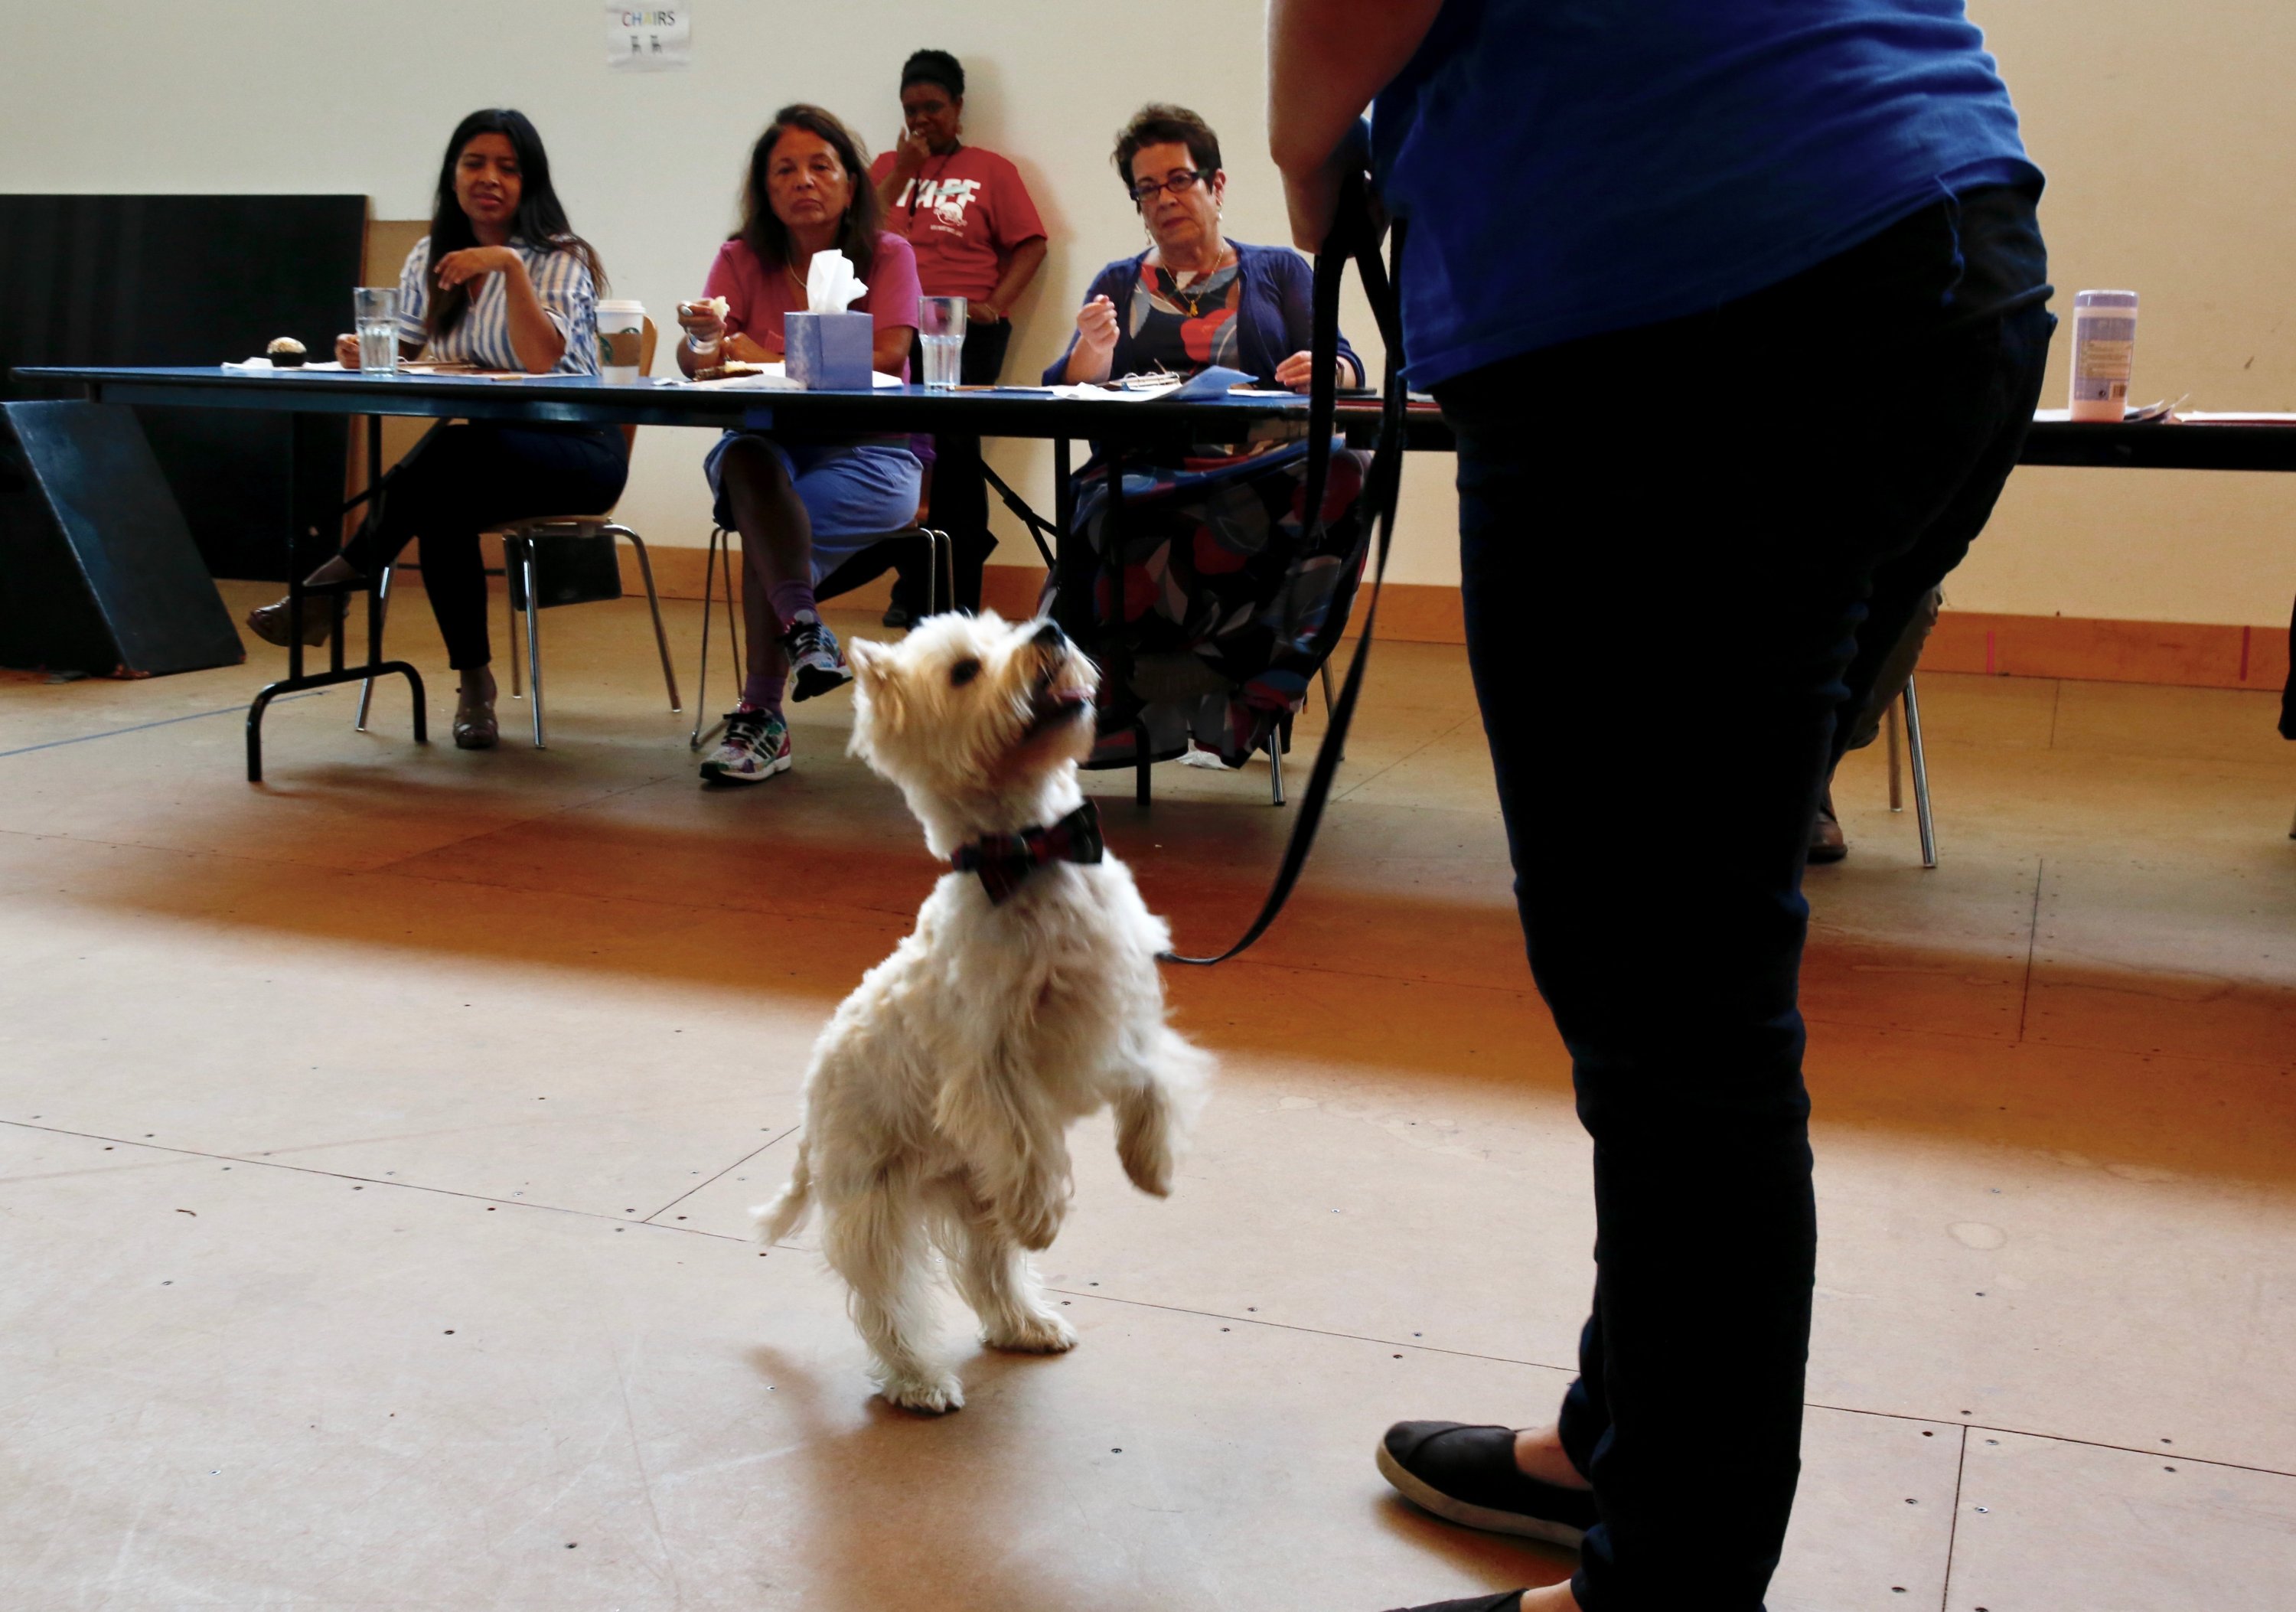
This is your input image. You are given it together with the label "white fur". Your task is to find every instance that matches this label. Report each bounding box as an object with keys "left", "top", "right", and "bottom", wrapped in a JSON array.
[{"left": 755, "top": 612, "right": 1212, "bottom": 1413}]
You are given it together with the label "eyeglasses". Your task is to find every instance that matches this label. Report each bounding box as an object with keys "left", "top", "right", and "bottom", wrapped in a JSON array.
[{"left": 1129, "top": 170, "right": 1208, "bottom": 203}]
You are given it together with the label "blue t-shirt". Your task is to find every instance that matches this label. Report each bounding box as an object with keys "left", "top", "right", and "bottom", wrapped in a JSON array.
[{"left": 1371, "top": 0, "right": 2041, "bottom": 387}]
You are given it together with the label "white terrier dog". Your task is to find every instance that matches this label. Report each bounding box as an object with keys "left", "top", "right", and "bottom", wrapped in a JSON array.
[{"left": 755, "top": 612, "right": 1212, "bottom": 1413}]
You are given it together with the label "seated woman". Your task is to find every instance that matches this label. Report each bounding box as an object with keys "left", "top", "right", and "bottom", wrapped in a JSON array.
[
  {"left": 678, "top": 103, "right": 923, "bottom": 787},
  {"left": 245, "top": 108, "right": 625, "bottom": 750},
  {"left": 1045, "top": 103, "right": 1368, "bottom": 768}
]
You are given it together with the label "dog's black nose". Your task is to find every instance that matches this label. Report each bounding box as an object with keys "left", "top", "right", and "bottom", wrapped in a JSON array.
[{"left": 1031, "top": 620, "right": 1068, "bottom": 651}]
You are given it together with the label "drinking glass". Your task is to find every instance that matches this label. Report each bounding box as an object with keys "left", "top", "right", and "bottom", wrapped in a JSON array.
[
  {"left": 918, "top": 295, "right": 967, "bottom": 390},
  {"left": 353, "top": 287, "right": 400, "bottom": 375}
]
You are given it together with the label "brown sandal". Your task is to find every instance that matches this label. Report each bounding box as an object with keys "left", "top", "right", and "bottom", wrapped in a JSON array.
[
  {"left": 452, "top": 683, "right": 498, "bottom": 750},
  {"left": 245, "top": 593, "right": 345, "bottom": 648}
]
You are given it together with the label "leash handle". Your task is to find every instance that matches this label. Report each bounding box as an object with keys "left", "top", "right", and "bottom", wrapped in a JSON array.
[{"left": 1162, "top": 175, "right": 1407, "bottom": 967}]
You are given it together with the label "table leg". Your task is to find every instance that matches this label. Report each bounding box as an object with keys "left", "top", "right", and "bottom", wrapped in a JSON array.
[{"left": 244, "top": 412, "right": 426, "bottom": 783}]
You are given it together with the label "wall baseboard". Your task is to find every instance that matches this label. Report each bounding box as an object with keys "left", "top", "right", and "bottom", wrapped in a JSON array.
[{"left": 603, "top": 547, "right": 2289, "bottom": 695}]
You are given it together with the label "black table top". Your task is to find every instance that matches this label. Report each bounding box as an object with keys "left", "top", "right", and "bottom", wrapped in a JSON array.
[
  {"left": 10, "top": 364, "right": 1343, "bottom": 445},
  {"left": 18, "top": 366, "right": 2296, "bottom": 471}
]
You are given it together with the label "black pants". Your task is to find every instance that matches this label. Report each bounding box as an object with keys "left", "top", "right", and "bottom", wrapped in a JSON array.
[
  {"left": 1437, "top": 190, "right": 2050, "bottom": 1610},
  {"left": 887, "top": 318, "right": 1011, "bottom": 612},
  {"left": 340, "top": 423, "right": 628, "bottom": 671}
]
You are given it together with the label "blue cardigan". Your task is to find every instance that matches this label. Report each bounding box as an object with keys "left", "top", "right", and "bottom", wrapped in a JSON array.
[{"left": 1043, "top": 240, "right": 1365, "bottom": 390}]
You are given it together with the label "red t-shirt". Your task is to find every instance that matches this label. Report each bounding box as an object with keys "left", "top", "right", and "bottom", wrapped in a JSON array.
[
  {"left": 866, "top": 145, "right": 1046, "bottom": 307},
  {"left": 702, "top": 230, "right": 923, "bottom": 379}
]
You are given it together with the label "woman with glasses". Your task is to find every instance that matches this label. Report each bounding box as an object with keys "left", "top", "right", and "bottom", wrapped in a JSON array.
[
  {"left": 1042, "top": 103, "right": 1368, "bottom": 770},
  {"left": 1055, "top": 104, "right": 1359, "bottom": 393}
]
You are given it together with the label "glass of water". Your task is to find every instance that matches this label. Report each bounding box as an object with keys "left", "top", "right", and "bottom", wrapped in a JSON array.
[
  {"left": 353, "top": 287, "right": 400, "bottom": 374},
  {"left": 918, "top": 295, "right": 967, "bottom": 389}
]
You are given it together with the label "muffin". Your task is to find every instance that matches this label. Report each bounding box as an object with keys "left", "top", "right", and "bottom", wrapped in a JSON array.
[{"left": 266, "top": 337, "right": 308, "bottom": 369}]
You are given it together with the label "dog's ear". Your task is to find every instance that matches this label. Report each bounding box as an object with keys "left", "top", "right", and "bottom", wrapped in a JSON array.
[{"left": 846, "top": 640, "right": 903, "bottom": 761}]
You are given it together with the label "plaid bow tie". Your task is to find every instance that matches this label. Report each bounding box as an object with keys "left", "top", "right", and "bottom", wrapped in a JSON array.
[{"left": 951, "top": 801, "right": 1105, "bottom": 904}]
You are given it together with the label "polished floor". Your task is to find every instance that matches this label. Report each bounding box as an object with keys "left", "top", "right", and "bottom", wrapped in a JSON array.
[{"left": 4, "top": 579, "right": 2293, "bottom": 1610}]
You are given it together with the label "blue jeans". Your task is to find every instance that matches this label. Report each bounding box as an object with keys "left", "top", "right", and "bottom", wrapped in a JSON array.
[{"left": 1434, "top": 189, "right": 2052, "bottom": 1610}]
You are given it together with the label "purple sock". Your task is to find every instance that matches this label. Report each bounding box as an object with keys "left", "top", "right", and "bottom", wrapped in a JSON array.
[
  {"left": 768, "top": 579, "right": 817, "bottom": 637},
  {"left": 739, "top": 670, "right": 786, "bottom": 715}
]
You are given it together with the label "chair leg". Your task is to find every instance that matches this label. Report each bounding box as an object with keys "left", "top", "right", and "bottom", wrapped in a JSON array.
[
  {"left": 355, "top": 563, "right": 395, "bottom": 730},
  {"left": 505, "top": 553, "right": 523, "bottom": 700},
  {"left": 1885, "top": 699, "right": 1904, "bottom": 811},
  {"left": 922, "top": 527, "right": 951, "bottom": 617},
  {"left": 1319, "top": 660, "right": 1336, "bottom": 717},
  {"left": 1268, "top": 716, "right": 1287, "bottom": 807},
  {"left": 692, "top": 527, "right": 742, "bottom": 749},
  {"left": 1903, "top": 674, "right": 1936, "bottom": 869},
  {"left": 519, "top": 542, "right": 546, "bottom": 748},
  {"left": 606, "top": 524, "right": 681, "bottom": 713}
]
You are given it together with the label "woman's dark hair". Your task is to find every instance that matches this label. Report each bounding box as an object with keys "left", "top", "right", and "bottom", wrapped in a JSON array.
[
  {"left": 900, "top": 48, "right": 964, "bottom": 99},
  {"left": 1112, "top": 103, "right": 1223, "bottom": 197},
  {"left": 734, "top": 104, "right": 883, "bottom": 285},
  {"left": 424, "top": 108, "right": 603, "bottom": 341}
]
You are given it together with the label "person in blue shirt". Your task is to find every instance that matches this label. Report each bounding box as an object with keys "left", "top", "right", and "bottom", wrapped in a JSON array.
[{"left": 1270, "top": 6, "right": 2053, "bottom": 1610}]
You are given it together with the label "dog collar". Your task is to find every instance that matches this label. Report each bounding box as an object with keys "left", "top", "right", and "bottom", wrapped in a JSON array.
[{"left": 951, "top": 801, "right": 1104, "bottom": 904}]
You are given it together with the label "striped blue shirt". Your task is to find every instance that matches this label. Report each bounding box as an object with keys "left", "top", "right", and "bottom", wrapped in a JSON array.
[{"left": 394, "top": 236, "right": 600, "bottom": 375}]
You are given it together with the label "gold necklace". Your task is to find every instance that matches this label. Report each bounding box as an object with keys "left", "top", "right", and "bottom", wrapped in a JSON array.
[{"left": 1161, "top": 250, "right": 1234, "bottom": 318}]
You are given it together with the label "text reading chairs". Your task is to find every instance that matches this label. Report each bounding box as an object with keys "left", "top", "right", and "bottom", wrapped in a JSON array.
[
  {"left": 687, "top": 524, "right": 952, "bottom": 750},
  {"left": 356, "top": 318, "right": 680, "bottom": 746}
]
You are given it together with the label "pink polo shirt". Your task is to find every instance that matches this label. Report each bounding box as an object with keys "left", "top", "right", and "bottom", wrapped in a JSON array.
[{"left": 702, "top": 230, "right": 923, "bottom": 378}]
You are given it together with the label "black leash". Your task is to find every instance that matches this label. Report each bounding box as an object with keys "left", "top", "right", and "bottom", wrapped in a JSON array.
[
  {"left": 1161, "top": 178, "right": 1408, "bottom": 967},
  {"left": 978, "top": 459, "right": 1062, "bottom": 569}
]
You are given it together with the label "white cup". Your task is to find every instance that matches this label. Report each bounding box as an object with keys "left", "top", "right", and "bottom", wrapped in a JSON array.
[{"left": 597, "top": 299, "right": 646, "bottom": 384}]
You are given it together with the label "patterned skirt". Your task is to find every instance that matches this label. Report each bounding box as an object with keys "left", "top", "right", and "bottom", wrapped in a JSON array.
[{"left": 1044, "top": 440, "right": 1371, "bottom": 768}]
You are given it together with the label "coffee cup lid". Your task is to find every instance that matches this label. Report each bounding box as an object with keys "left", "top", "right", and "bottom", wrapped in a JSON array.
[{"left": 598, "top": 299, "right": 646, "bottom": 313}]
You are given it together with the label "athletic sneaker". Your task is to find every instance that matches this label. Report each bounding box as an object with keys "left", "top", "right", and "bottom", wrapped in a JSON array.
[
  {"left": 699, "top": 708, "right": 791, "bottom": 785},
  {"left": 780, "top": 610, "right": 852, "bottom": 702},
  {"left": 1376, "top": 1421, "right": 1600, "bottom": 1549}
]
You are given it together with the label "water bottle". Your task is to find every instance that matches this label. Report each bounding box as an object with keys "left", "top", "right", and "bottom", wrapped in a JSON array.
[{"left": 2068, "top": 290, "right": 2138, "bottom": 423}]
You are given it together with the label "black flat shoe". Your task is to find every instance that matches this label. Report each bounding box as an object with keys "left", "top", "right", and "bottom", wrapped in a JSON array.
[
  {"left": 1381, "top": 1594, "right": 1529, "bottom": 1612},
  {"left": 1378, "top": 1421, "right": 1599, "bottom": 1549}
]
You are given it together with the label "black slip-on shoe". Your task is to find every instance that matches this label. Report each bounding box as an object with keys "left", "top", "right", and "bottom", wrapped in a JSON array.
[
  {"left": 1377, "top": 1421, "right": 1600, "bottom": 1548},
  {"left": 1381, "top": 1594, "right": 1531, "bottom": 1612}
]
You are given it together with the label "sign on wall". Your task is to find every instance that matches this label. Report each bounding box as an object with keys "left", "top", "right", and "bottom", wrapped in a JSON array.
[{"left": 605, "top": 5, "right": 690, "bottom": 70}]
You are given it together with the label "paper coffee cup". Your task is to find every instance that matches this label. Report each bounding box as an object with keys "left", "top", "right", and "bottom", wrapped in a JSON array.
[{"left": 597, "top": 299, "right": 646, "bottom": 383}]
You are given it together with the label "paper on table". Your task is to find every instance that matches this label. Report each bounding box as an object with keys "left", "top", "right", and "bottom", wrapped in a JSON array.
[
  {"left": 680, "top": 362, "right": 902, "bottom": 390},
  {"left": 224, "top": 357, "right": 350, "bottom": 372},
  {"left": 1047, "top": 365, "right": 1261, "bottom": 403}
]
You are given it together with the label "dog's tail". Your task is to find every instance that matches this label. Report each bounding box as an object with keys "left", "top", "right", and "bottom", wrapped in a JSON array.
[{"left": 752, "top": 1140, "right": 814, "bottom": 1246}]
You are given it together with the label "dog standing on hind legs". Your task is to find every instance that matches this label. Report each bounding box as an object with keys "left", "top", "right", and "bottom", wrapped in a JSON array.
[{"left": 755, "top": 612, "right": 1212, "bottom": 1413}]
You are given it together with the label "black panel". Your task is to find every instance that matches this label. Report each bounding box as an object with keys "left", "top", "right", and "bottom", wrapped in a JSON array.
[
  {"left": 0, "top": 401, "right": 244, "bottom": 675},
  {"left": 0, "top": 194, "right": 367, "bottom": 579}
]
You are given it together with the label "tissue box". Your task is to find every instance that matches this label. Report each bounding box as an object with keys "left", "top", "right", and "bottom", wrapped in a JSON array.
[{"left": 784, "top": 312, "right": 874, "bottom": 390}]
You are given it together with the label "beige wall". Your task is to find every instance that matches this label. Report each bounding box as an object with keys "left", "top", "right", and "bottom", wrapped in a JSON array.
[{"left": 3, "top": 2, "right": 2291, "bottom": 622}]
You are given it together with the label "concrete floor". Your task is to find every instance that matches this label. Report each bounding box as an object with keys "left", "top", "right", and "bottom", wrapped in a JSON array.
[{"left": 3, "top": 579, "right": 2293, "bottom": 1610}]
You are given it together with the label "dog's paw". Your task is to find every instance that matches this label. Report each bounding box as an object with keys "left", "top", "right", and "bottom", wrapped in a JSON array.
[
  {"left": 880, "top": 1372, "right": 967, "bottom": 1415},
  {"left": 1118, "top": 1137, "right": 1175, "bottom": 1198},
  {"left": 985, "top": 1309, "right": 1078, "bottom": 1354}
]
